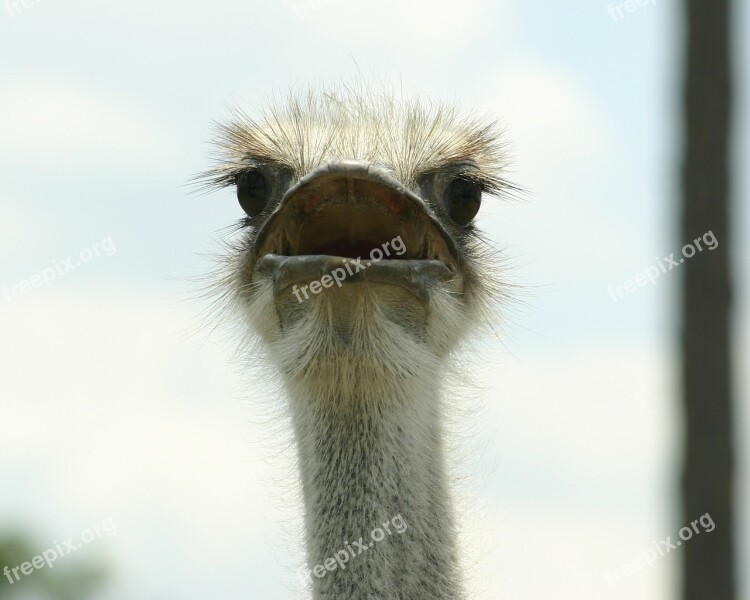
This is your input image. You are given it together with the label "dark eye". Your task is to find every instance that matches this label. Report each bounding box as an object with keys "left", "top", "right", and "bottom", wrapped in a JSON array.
[
  {"left": 236, "top": 170, "right": 269, "bottom": 217},
  {"left": 443, "top": 178, "right": 482, "bottom": 225}
]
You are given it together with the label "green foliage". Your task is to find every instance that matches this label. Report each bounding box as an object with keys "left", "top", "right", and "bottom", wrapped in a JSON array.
[{"left": 0, "top": 531, "right": 109, "bottom": 600}]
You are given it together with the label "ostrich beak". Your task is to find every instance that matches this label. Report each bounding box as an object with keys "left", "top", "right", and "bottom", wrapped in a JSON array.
[{"left": 254, "top": 160, "right": 460, "bottom": 300}]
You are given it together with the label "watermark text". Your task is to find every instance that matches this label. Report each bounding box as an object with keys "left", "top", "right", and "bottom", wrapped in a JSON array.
[
  {"left": 3, "top": 517, "right": 117, "bottom": 585},
  {"left": 303, "top": 513, "right": 408, "bottom": 582},
  {"left": 604, "top": 512, "right": 715, "bottom": 587},
  {"left": 607, "top": 229, "right": 717, "bottom": 302},
  {"left": 291, "top": 235, "right": 406, "bottom": 303},
  {"left": 607, "top": 0, "right": 657, "bottom": 22},
  {"left": 2, "top": 236, "right": 117, "bottom": 303}
]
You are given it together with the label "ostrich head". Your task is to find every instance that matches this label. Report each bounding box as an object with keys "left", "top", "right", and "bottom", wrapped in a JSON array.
[{"left": 199, "top": 84, "right": 514, "bottom": 600}]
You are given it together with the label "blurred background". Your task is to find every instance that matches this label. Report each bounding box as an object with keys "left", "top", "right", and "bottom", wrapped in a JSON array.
[{"left": 0, "top": 0, "right": 747, "bottom": 598}]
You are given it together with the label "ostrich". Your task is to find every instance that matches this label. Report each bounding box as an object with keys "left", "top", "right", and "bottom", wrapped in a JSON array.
[{"left": 198, "top": 84, "right": 515, "bottom": 600}]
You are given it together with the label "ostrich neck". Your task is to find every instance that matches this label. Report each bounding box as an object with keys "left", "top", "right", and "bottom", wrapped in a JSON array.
[{"left": 285, "top": 360, "right": 463, "bottom": 600}]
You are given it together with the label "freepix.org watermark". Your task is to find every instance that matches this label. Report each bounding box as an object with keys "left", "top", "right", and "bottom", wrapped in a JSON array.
[
  {"left": 291, "top": 235, "right": 406, "bottom": 303},
  {"left": 302, "top": 513, "right": 408, "bottom": 582},
  {"left": 607, "top": 229, "right": 718, "bottom": 303},
  {"left": 3, "top": 517, "right": 117, "bottom": 585},
  {"left": 2, "top": 236, "right": 116, "bottom": 303},
  {"left": 604, "top": 512, "right": 715, "bottom": 587},
  {"left": 4, "top": 0, "right": 43, "bottom": 18},
  {"left": 607, "top": 0, "right": 657, "bottom": 22}
]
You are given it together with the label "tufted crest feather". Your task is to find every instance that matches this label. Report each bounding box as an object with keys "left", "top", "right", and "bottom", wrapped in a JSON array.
[{"left": 196, "top": 83, "right": 516, "bottom": 200}]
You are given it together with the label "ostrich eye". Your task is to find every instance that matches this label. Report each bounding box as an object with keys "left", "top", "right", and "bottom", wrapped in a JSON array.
[
  {"left": 236, "top": 170, "right": 269, "bottom": 217},
  {"left": 443, "top": 178, "right": 482, "bottom": 225}
]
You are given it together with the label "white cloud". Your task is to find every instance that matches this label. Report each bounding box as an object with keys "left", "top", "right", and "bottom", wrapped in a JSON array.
[
  {"left": 453, "top": 345, "right": 678, "bottom": 600},
  {"left": 480, "top": 346, "right": 676, "bottom": 483},
  {"left": 0, "top": 293, "right": 288, "bottom": 554},
  {"left": 461, "top": 500, "right": 674, "bottom": 600},
  {"left": 473, "top": 62, "right": 641, "bottom": 286},
  {"left": 285, "top": 0, "right": 511, "bottom": 54},
  {"left": 0, "top": 84, "right": 176, "bottom": 170},
  {"left": 0, "top": 201, "right": 34, "bottom": 255},
  {"left": 480, "top": 62, "right": 616, "bottom": 177}
]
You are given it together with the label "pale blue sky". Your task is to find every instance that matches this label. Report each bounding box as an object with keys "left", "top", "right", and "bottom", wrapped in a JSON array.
[{"left": 1, "top": 1, "right": 748, "bottom": 599}]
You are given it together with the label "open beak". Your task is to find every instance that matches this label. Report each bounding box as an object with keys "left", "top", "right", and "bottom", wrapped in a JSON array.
[{"left": 254, "top": 160, "right": 460, "bottom": 300}]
